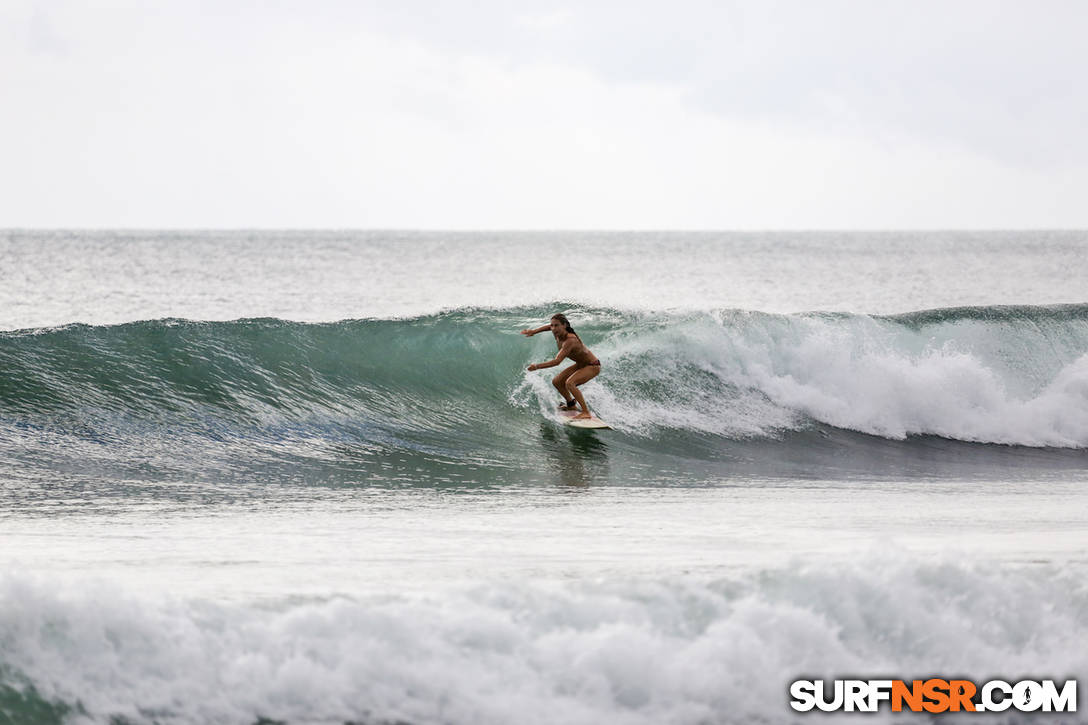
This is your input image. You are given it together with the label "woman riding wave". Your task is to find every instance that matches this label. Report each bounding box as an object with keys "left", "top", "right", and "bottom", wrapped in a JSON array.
[{"left": 521, "top": 313, "right": 601, "bottom": 420}]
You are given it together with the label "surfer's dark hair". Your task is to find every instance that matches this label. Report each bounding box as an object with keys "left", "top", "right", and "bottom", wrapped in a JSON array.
[{"left": 551, "top": 313, "right": 575, "bottom": 335}]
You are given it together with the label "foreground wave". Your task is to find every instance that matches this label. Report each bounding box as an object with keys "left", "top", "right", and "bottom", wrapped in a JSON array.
[
  {"left": 1, "top": 304, "right": 1087, "bottom": 490},
  {"left": 1, "top": 557, "right": 1084, "bottom": 725}
]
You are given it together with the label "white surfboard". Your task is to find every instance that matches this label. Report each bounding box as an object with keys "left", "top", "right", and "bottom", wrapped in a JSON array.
[{"left": 558, "top": 409, "right": 612, "bottom": 429}]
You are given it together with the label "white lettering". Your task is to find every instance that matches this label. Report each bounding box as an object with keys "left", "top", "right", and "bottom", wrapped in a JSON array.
[
  {"left": 1014, "top": 681, "right": 1043, "bottom": 712},
  {"left": 981, "top": 680, "right": 1012, "bottom": 712},
  {"left": 789, "top": 680, "right": 817, "bottom": 712},
  {"left": 867, "top": 680, "right": 893, "bottom": 711},
  {"left": 815, "top": 680, "right": 844, "bottom": 712},
  {"left": 845, "top": 681, "right": 868, "bottom": 712},
  {"left": 1041, "top": 680, "right": 1077, "bottom": 712}
]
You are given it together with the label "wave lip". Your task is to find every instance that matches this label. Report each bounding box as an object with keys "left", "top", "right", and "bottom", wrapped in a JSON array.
[
  {"left": 706, "top": 306, "right": 1088, "bottom": 447},
  {"left": 1, "top": 304, "right": 1087, "bottom": 452}
]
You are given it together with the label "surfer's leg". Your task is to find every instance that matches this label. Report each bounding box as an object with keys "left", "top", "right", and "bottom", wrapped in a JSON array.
[
  {"left": 552, "top": 364, "right": 579, "bottom": 406},
  {"left": 565, "top": 366, "right": 600, "bottom": 419}
]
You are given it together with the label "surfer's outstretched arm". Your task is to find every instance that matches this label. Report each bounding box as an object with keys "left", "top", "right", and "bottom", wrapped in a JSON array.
[
  {"left": 520, "top": 325, "right": 550, "bottom": 336},
  {"left": 527, "top": 342, "right": 570, "bottom": 371},
  {"left": 527, "top": 355, "right": 566, "bottom": 371}
]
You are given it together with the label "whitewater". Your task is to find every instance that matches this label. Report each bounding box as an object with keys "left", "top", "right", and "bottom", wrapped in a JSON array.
[{"left": 1, "top": 230, "right": 1086, "bottom": 724}]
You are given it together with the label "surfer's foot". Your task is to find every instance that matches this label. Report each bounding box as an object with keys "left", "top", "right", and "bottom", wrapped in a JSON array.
[
  {"left": 573, "top": 411, "right": 592, "bottom": 420},
  {"left": 559, "top": 401, "right": 578, "bottom": 410}
]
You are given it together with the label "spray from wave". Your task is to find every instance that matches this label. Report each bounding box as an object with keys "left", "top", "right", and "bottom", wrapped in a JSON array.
[{"left": 583, "top": 304, "right": 1088, "bottom": 447}]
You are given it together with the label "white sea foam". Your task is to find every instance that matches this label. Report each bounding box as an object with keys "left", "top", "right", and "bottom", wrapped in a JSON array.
[
  {"left": 2, "top": 557, "right": 1085, "bottom": 725},
  {"left": 582, "top": 311, "right": 1088, "bottom": 447}
]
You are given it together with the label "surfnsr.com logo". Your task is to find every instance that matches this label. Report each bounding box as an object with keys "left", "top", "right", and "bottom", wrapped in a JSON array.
[{"left": 790, "top": 679, "right": 1077, "bottom": 713}]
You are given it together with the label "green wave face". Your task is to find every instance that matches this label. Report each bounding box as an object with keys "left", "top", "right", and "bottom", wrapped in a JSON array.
[
  {"left": 1, "top": 304, "right": 1087, "bottom": 494},
  {"left": 0, "top": 677, "right": 71, "bottom": 725}
]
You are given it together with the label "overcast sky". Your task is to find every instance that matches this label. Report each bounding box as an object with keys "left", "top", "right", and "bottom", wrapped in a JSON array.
[{"left": 3, "top": 0, "right": 1086, "bottom": 229}]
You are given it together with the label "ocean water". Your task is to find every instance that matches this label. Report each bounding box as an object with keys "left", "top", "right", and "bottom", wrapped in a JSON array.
[{"left": 1, "top": 230, "right": 1086, "bottom": 724}]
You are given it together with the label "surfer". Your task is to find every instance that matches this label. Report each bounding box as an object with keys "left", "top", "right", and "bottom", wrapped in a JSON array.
[{"left": 521, "top": 314, "right": 600, "bottom": 420}]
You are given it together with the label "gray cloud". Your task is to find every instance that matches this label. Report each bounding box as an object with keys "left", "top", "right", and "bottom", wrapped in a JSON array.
[
  {"left": 2, "top": 0, "right": 1086, "bottom": 227},
  {"left": 348, "top": 0, "right": 1088, "bottom": 168}
]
